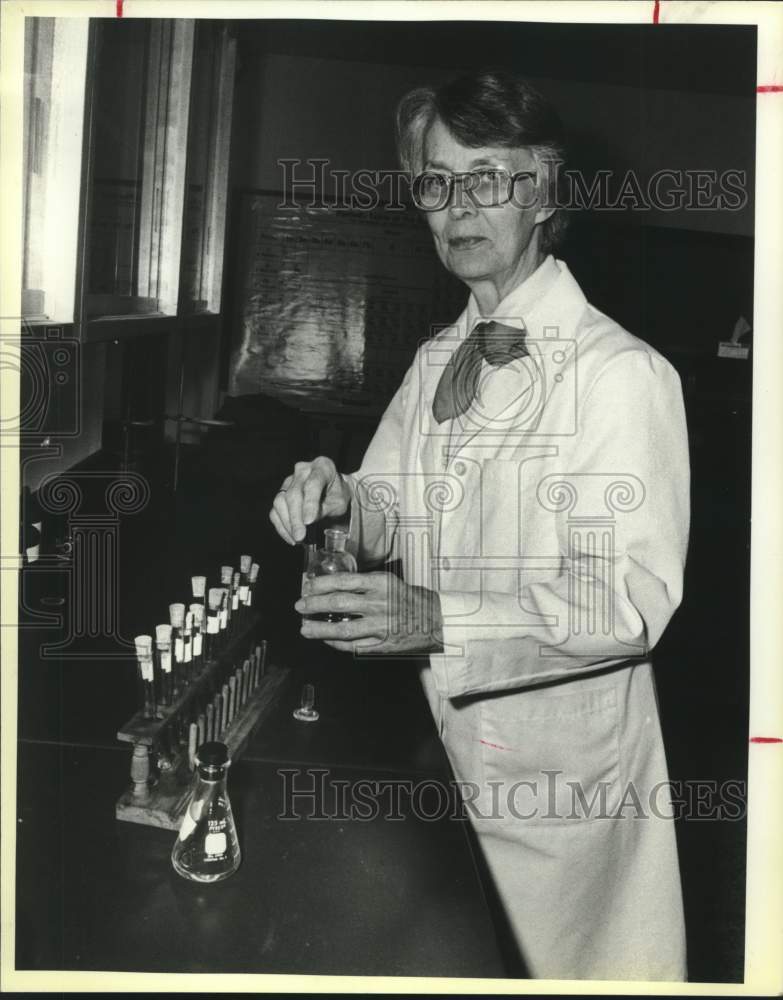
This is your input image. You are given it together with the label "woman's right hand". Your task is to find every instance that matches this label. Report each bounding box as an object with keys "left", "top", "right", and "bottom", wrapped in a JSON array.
[{"left": 269, "top": 456, "right": 352, "bottom": 545}]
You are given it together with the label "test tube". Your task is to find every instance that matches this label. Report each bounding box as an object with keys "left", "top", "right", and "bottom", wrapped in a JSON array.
[
  {"left": 183, "top": 611, "right": 194, "bottom": 682},
  {"left": 187, "top": 722, "right": 198, "bottom": 770},
  {"left": 218, "top": 587, "right": 230, "bottom": 649},
  {"left": 169, "top": 603, "right": 186, "bottom": 694},
  {"left": 231, "top": 571, "right": 241, "bottom": 632},
  {"left": 206, "top": 587, "right": 222, "bottom": 661},
  {"left": 155, "top": 623, "right": 173, "bottom": 709},
  {"left": 239, "top": 555, "right": 252, "bottom": 614},
  {"left": 135, "top": 635, "right": 156, "bottom": 719},
  {"left": 220, "top": 566, "right": 233, "bottom": 634},
  {"left": 189, "top": 602, "right": 205, "bottom": 674},
  {"left": 247, "top": 562, "right": 260, "bottom": 609}
]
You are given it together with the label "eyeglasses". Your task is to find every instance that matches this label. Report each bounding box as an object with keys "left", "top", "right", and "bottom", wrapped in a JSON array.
[{"left": 411, "top": 167, "right": 538, "bottom": 211}]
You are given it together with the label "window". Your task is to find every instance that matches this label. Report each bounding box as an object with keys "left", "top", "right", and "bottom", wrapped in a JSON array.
[
  {"left": 21, "top": 15, "right": 235, "bottom": 338},
  {"left": 84, "top": 18, "right": 194, "bottom": 319},
  {"left": 180, "top": 22, "right": 236, "bottom": 314},
  {"left": 22, "top": 18, "right": 89, "bottom": 323}
]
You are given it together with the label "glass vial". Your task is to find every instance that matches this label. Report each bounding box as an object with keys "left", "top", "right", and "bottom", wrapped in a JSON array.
[
  {"left": 134, "top": 634, "right": 156, "bottom": 718},
  {"left": 293, "top": 682, "right": 319, "bottom": 723},
  {"left": 169, "top": 603, "right": 186, "bottom": 695},
  {"left": 247, "top": 562, "right": 259, "bottom": 609},
  {"left": 218, "top": 587, "right": 230, "bottom": 648},
  {"left": 183, "top": 610, "right": 194, "bottom": 681},
  {"left": 155, "top": 623, "right": 173, "bottom": 709},
  {"left": 220, "top": 566, "right": 233, "bottom": 634},
  {"left": 189, "top": 602, "right": 204, "bottom": 674},
  {"left": 305, "top": 528, "right": 359, "bottom": 622},
  {"left": 231, "top": 571, "right": 241, "bottom": 624},
  {"left": 205, "top": 587, "right": 222, "bottom": 661},
  {"left": 190, "top": 574, "right": 206, "bottom": 671},
  {"left": 238, "top": 554, "right": 252, "bottom": 613},
  {"left": 172, "top": 741, "right": 241, "bottom": 883}
]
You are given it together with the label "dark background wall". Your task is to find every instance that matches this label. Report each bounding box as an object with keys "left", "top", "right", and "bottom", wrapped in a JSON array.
[
  {"left": 228, "top": 21, "right": 755, "bottom": 388},
  {"left": 235, "top": 24, "right": 755, "bottom": 236}
]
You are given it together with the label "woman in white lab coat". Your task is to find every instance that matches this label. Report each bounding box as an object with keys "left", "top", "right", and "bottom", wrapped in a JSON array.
[{"left": 270, "top": 69, "right": 689, "bottom": 982}]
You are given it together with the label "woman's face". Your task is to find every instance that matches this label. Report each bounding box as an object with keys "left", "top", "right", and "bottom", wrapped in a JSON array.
[{"left": 420, "top": 118, "right": 552, "bottom": 307}]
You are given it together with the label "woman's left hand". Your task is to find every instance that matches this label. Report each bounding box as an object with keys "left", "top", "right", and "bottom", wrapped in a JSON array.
[{"left": 295, "top": 571, "right": 444, "bottom": 655}]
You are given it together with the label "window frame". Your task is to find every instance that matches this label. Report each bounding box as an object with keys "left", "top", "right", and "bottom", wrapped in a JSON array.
[
  {"left": 21, "top": 17, "right": 90, "bottom": 326},
  {"left": 80, "top": 18, "right": 195, "bottom": 327},
  {"left": 20, "top": 13, "right": 236, "bottom": 372},
  {"left": 179, "top": 21, "right": 237, "bottom": 317}
]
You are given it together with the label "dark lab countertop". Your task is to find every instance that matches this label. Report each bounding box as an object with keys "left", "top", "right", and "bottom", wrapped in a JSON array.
[{"left": 15, "top": 637, "right": 506, "bottom": 977}]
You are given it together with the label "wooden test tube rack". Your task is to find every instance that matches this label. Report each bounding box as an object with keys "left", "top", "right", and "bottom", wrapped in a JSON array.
[{"left": 115, "top": 628, "right": 289, "bottom": 829}]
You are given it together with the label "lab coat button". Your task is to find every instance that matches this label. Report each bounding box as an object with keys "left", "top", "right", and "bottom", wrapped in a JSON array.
[
  {"left": 442, "top": 557, "right": 451, "bottom": 572},
  {"left": 454, "top": 461, "right": 466, "bottom": 476}
]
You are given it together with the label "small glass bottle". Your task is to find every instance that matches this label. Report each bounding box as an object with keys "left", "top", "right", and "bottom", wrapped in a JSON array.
[
  {"left": 305, "top": 528, "right": 360, "bottom": 622},
  {"left": 172, "top": 741, "right": 241, "bottom": 883}
]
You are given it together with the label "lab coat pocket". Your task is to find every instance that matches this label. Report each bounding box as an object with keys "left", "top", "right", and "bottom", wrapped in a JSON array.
[{"left": 479, "top": 684, "right": 620, "bottom": 826}]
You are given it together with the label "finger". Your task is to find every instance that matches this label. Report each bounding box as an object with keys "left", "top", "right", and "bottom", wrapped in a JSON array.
[
  {"left": 271, "top": 486, "right": 298, "bottom": 542},
  {"left": 302, "top": 458, "right": 333, "bottom": 525},
  {"left": 300, "top": 615, "right": 374, "bottom": 641},
  {"left": 284, "top": 463, "right": 314, "bottom": 542},
  {"left": 296, "top": 591, "right": 367, "bottom": 616},
  {"left": 269, "top": 504, "right": 296, "bottom": 546},
  {"left": 304, "top": 571, "right": 376, "bottom": 595}
]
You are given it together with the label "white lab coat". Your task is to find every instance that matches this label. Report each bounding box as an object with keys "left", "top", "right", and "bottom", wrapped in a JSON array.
[{"left": 345, "top": 256, "right": 689, "bottom": 981}]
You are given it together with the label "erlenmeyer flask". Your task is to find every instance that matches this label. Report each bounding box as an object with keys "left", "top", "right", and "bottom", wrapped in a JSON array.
[{"left": 171, "top": 741, "right": 241, "bottom": 883}]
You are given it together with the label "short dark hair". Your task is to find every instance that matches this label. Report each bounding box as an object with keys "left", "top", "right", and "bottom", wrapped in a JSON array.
[{"left": 396, "top": 68, "right": 568, "bottom": 253}]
